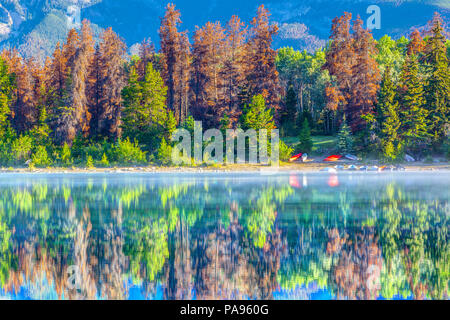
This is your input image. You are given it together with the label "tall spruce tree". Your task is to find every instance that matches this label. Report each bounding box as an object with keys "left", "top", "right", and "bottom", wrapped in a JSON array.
[
  {"left": 280, "top": 83, "right": 297, "bottom": 136},
  {"left": 423, "top": 15, "right": 450, "bottom": 148},
  {"left": 298, "top": 118, "right": 313, "bottom": 153},
  {"left": 121, "top": 67, "right": 142, "bottom": 139},
  {"left": 30, "top": 106, "right": 51, "bottom": 147},
  {"left": 241, "top": 94, "right": 275, "bottom": 130},
  {"left": 378, "top": 68, "right": 403, "bottom": 161},
  {"left": 337, "top": 116, "right": 354, "bottom": 154},
  {"left": 0, "top": 58, "right": 13, "bottom": 138},
  {"left": 400, "top": 55, "right": 430, "bottom": 153},
  {"left": 121, "top": 63, "right": 170, "bottom": 152}
]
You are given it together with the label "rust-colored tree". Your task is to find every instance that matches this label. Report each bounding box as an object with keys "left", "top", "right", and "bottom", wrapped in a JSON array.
[
  {"left": 88, "top": 27, "right": 126, "bottom": 140},
  {"left": 191, "top": 22, "right": 226, "bottom": 128},
  {"left": 348, "top": 16, "right": 380, "bottom": 132},
  {"left": 324, "top": 12, "right": 355, "bottom": 113},
  {"left": 407, "top": 29, "right": 425, "bottom": 56},
  {"left": 324, "top": 13, "right": 380, "bottom": 132},
  {"left": 159, "top": 3, "right": 191, "bottom": 125},
  {"left": 244, "top": 5, "right": 281, "bottom": 116},
  {"left": 176, "top": 33, "right": 191, "bottom": 125},
  {"left": 1, "top": 50, "right": 37, "bottom": 133},
  {"left": 222, "top": 16, "right": 247, "bottom": 126},
  {"left": 136, "top": 39, "right": 156, "bottom": 81},
  {"left": 48, "top": 22, "right": 96, "bottom": 145}
]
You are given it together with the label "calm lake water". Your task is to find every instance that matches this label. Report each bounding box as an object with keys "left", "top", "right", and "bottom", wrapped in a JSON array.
[{"left": 0, "top": 172, "right": 448, "bottom": 300}]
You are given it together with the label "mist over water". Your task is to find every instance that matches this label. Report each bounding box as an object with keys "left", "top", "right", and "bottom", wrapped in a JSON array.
[{"left": 0, "top": 172, "right": 448, "bottom": 300}]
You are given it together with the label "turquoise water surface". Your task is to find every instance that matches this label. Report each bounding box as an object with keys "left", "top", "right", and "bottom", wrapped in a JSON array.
[{"left": 0, "top": 172, "right": 448, "bottom": 300}]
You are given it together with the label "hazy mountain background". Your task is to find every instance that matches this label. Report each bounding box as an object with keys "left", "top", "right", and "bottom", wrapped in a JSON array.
[{"left": 0, "top": 0, "right": 448, "bottom": 61}]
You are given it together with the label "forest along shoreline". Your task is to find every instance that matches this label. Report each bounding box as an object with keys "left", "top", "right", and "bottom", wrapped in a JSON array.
[{"left": 0, "top": 5, "right": 448, "bottom": 170}]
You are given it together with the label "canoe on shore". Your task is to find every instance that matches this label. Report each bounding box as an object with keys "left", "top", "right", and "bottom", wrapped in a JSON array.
[
  {"left": 289, "top": 153, "right": 303, "bottom": 162},
  {"left": 324, "top": 155, "right": 343, "bottom": 162}
]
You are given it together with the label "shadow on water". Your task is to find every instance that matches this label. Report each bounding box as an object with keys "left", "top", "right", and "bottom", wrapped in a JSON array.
[{"left": 0, "top": 172, "right": 448, "bottom": 300}]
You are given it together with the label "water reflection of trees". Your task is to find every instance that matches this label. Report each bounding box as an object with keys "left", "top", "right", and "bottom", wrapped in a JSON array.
[{"left": 0, "top": 177, "right": 447, "bottom": 300}]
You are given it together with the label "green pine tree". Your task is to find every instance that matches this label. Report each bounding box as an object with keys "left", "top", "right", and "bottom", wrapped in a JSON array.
[
  {"left": 298, "top": 118, "right": 313, "bottom": 153},
  {"left": 61, "top": 142, "right": 73, "bottom": 166},
  {"left": 86, "top": 155, "right": 94, "bottom": 169},
  {"left": 281, "top": 84, "right": 297, "bottom": 136},
  {"left": 241, "top": 95, "right": 275, "bottom": 131},
  {"left": 99, "top": 153, "right": 110, "bottom": 167},
  {"left": 378, "top": 68, "right": 403, "bottom": 161},
  {"left": 337, "top": 116, "right": 354, "bottom": 154},
  {"left": 121, "top": 66, "right": 142, "bottom": 139},
  {"left": 0, "top": 58, "right": 13, "bottom": 139},
  {"left": 32, "top": 146, "right": 52, "bottom": 168},
  {"left": 220, "top": 114, "right": 231, "bottom": 136},
  {"left": 400, "top": 55, "right": 430, "bottom": 153},
  {"left": 121, "top": 63, "right": 169, "bottom": 152},
  {"left": 31, "top": 106, "right": 51, "bottom": 147},
  {"left": 165, "top": 110, "right": 177, "bottom": 141},
  {"left": 157, "top": 137, "right": 173, "bottom": 165},
  {"left": 424, "top": 18, "right": 450, "bottom": 148}
]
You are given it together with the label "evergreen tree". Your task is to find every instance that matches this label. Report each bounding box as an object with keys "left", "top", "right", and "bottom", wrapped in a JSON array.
[
  {"left": 30, "top": 106, "right": 51, "bottom": 147},
  {"left": 378, "top": 68, "right": 403, "bottom": 161},
  {"left": 31, "top": 145, "right": 51, "bottom": 167},
  {"left": 423, "top": 15, "right": 450, "bottom": 148},
  {"left": 337, "top": 116, "right": 354, "bottom": 154},
  {"left": 165, "top": 110, "right": 177, "bottom": 141},
  {"left": 400, "top": 55, "right": 430, "bottom": 153},
  {"left": 220, "top": 113, "right": 231, "bottom": 136},
  {"left": 241, "top": 94, "right": 275, "bottom": 130},
  {"left": 121, "top": 66, "right": 141, "bottom": 136},
  {"left": 0, "top": 58, "right": 13, "bottom": 138},
  {"left": 298, "top": 118, "right": 313, "bottom": 153},
  {"left": 280, "top": 83, "right": 297, "bottom": 135},
  {"left": 86, "top": 155, "right": 94, "bottom": 168},
  {"left": 157, "top": 137, "right": 172, "bottom": 165},
  {"left": 121, "top": 63, "right": 170, "bottom": 152},
  {"left": 99, "top": 153, "right": 109, "bottom": 167},
  {"left": 61, "top": 142, "right": 73, "bottom": 166}
]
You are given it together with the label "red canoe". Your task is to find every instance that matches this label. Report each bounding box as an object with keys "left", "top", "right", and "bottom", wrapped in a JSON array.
[
  {"left": 289, "top": 153, "right": 303, "bottom": 162},
  {"left": 324, "top": 155, "right": 343, "bottom": 162}
]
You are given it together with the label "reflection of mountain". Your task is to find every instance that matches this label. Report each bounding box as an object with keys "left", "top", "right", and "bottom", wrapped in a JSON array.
[
  {"left": 0, "top": 0, "right": 449, "bottom": 59},
  {"left": 0, "top": 173, "right": 448, "bottom": 300}
]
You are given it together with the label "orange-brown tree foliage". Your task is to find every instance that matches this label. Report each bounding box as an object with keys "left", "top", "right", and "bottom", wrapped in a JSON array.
[
  {"left": 159, "top": 3, "right": 191, "bottom": 125},
  {"left": 324, "top": 13, "right": 380, "bottom": 132},
  {"left": 244, "top": 5, "right": 281, "bottom": 116}
]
